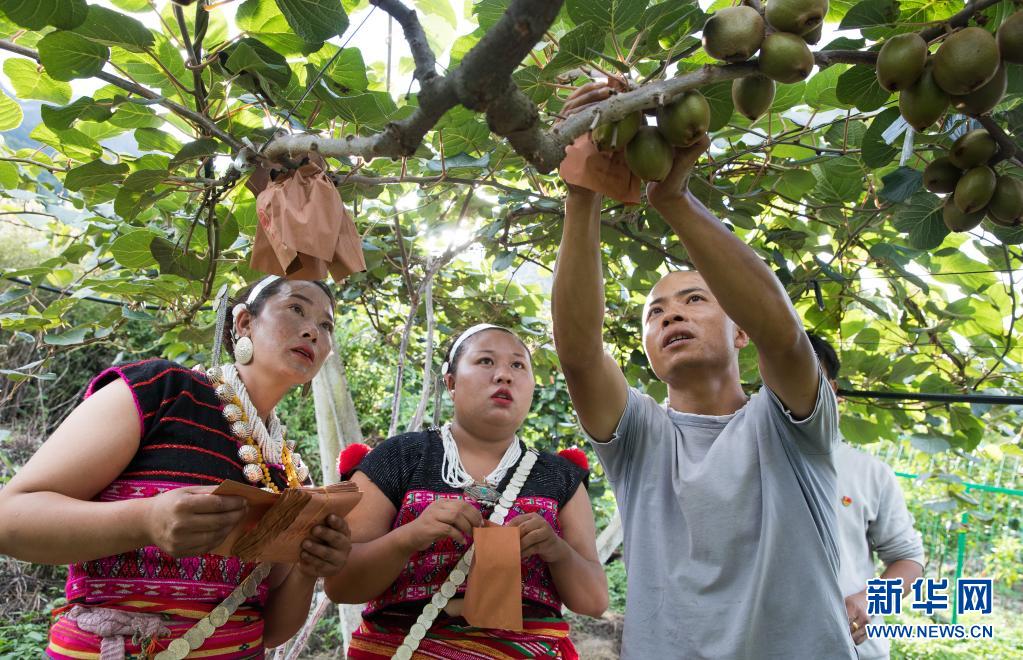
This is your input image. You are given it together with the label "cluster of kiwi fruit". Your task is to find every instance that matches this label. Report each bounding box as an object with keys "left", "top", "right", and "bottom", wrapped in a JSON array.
[
  {"left": 590, "top": 90, "right": 711, "bottom": 182},
  {"left": 924, "top": 128, "right": 1023, "bottom": 232},
  {"left": 590, "top": 0, "right": 829, "bottom": 182},
  {"left": 880, "top": 11, "right": 1022, "bottom": 131},
  {"left": 706, "top": 0, "right": 827, "bottom": 122}
]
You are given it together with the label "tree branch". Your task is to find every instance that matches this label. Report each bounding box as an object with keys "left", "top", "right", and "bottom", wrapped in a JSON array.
[{"left": 371, "top": 0, "right": 437, "bottom": 85}]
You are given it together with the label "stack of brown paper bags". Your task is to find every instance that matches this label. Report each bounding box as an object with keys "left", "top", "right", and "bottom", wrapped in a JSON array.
[{"left": 211, "top": 480, "right": 362, "bottom": 563}]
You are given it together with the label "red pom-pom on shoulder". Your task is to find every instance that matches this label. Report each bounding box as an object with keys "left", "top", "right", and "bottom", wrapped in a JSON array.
[
  {"left": 338, "top": 443, "right": 371, "bottom": 477},
  {"left": 558, "top": 447, "right": 589, "bottom": 472}
]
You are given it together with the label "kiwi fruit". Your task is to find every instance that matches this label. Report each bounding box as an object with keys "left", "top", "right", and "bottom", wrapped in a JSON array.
[
  {"left": 987, "top": 176, "right": 1023, "bottom": 226},
  {"left": 943, "top": 196, "right": 985, "bottom": 232},
  {"left": 876, "top": 33, "right": 928, "bottom": 92},
  {"left": 954, "top": 165, "right": 997, "bottom": 214},
  {"left": 656, "top": 91, "right": 710, "bottom": 147},
  {"left": 998, "top": 10, "right": 1023, "bottom": 64},
  {"left": 951, "top": 63, "right": 1007, "bottom": 116},
  {"left": 948, "top": 129, "right": 998, "bottom": 169},
  {"left": 703, "top": 7, "right": 766, "bottom": 62},
  {"left": 759, "top": 32, "right": 815, "bottom": 84},
  {"left": 898, "top": 64, "right": 948, "bottom": 132},
  {"left": 592, "top": 111, "right": 644, "bottom": 152},
  {"left": 923, "top": 157, "right": 962, "bottom": 194},
  {"left": 765, "top": 0, "right": 829, "bottom": 36},
  {"left": 732, "top": 75, "right": 776, "bottom": 122},
  {"left": 932, "top": 27, "right": 1000, "bottom": 96},
  {"left": 625, "top": 126, "right": 674, "bottom": 182}
]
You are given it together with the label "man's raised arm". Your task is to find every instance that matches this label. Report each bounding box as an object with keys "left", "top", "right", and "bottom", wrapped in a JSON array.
[
  {"left": 552, "top": 182, "right": 629, "bottom": 442},
  {"left": 648, "top": 137, "right": 819, "bottom": 418}
]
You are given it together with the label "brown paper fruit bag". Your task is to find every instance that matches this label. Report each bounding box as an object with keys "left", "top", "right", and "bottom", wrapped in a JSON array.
[{"left": 462, "top": 525, "right": 523, "bottom": 631}]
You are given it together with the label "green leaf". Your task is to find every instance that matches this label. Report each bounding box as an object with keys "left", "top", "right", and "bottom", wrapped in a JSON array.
[
  {"left": 221, "top": 37, "right": 293, "bottom": 90},
  {"left": 415, "top": 0, "right": 457, "bottom": 29},
  {"left": 838, "top": 0, "right": 900, "bottom": 29},
  {"left": 274, "top": 0, "right": 349, "bottom": 44},
  {"left": 63, "top": 159, "right": 129, "bottom": 191},
  {"left": 122, "top": 169, "right": 169, "bottom": 192},
  {"left": 72, "top": 5, "right": 153, "bottom": 51},
  {"left": 238, "top": 0, "right": 310, "bottom": 54},
  {"left": 4, "top": 58, "right": 72, "bottom": 104},
  {"left": 891, "top": 192, "right": 948, "bottom": 250},
  {"left": 0, "top": 0, "right": 87, "bottom": 30},
  {"left": 42, "top": 326, "right": 89, "bottom": 346},
  {"left": 989, "top": 222, "right": 1023, "bottom": 245},
  {"left": 135, "top": 127, "right": 183, "bottom": 154},
  {"left": 703, "top": 81, "right": 733, "bottom": 132},
  {"left": 110, "top": 0, "right": 149, "bottom": 11},
  {"left": 110, "top": 229, "right": 160, "bottom": 268},
  {"left": 41, "top": 96, "right": 114, "bottom": 130},
  {"left": 566, "top": 0, "right": 649, "bottom": 33},
  {"left": 805, "top": 65, "right": 850, "bottom": 110},
  {"left": 813, "top": 156, "right": 864, "bottom": 203},
  {"left": 38, "top": 30, "right": 110, "bottom": 81},
  {"left": 322, "top": 48, "right": 369, "bottom": 93},
  {"left": 835, "top": 65, "right": 891, "bottom": 112},
  {"left": 878, "top": 166, "right": 922, "bottom": 203},
  {"left": 911, "top": 434, "right": 951, "bottom": 454},
  {"left": 170, "top": 139, "right": 221, "bottom": 168},
  {"left": 770, "top": 81, "right": 805, "bottom": 113},
  {"left": 861, "top": 107, "right": 901, "bottom": 168},
  {"left": 0, "top": 88, "right": 23, "bottom": 131},
  {"left": 544, "top": 22, "right": 602, "bottom": 76},
  {"left": 775, "top": 170, "right": 817, "bottom": 201},
  {"left": 108, "top": 102, "right": 162, "bottom": 129},
  {"left": 425, "top": 152, "right": 491, "bottom": 172},
  {"left": 30, "top": 124, "right": 102, "bottom": 161},
  {"left": 150, "top": 237, "right": 207, "bottom": 279}
]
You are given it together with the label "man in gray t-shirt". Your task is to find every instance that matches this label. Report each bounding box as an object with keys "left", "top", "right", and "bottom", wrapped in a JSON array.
[{"left": 551, "top": 82, "right": 855, "bottom": 659}]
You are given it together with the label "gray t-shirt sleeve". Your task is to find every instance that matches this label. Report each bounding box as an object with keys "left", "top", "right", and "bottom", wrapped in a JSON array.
[
  {"left": 870, "top": 466, "right": 926, "bottom": 566},
  {"left": 761, "top": 363, "right": 840, "bottom": 455},
  {"left": 584, "top": 387, "right": 656, "bottom": 489}
]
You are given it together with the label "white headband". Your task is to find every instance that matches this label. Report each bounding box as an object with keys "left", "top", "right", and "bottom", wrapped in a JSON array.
[
  {"left": 441, "top": 323, "right": 506, "bottom": 375},
  {"left": 233, "top": 275, "right": 280, "bottom": 320}
]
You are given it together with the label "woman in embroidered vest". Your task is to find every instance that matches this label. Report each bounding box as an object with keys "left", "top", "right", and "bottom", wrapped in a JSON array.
[
  {"left": 0, "top": 277, "right": 352, "bottom": 658},
  {"left": 326, "top": 324, "right": 608, "bottom": 659}
]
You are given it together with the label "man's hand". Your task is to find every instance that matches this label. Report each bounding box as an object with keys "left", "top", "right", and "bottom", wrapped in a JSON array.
[
  {"left": 845, "top": 589, "right": 870, "bottom": 645},
  {"left": 646, "top": 135, "right": 711, "bottom": 211}
]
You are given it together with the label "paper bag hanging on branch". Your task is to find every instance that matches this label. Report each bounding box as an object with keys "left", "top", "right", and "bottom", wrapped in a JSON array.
[
  {"left": 250, "top": 152, "right": 366, "bottom": 282},
  {"left": 558, "top": 133, "right": 642, "bottom": 205}
]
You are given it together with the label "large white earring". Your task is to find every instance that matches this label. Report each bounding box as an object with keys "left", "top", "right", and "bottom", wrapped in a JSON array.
[{"left": 234, "top": 336, "right": 254, "bottom": 365}]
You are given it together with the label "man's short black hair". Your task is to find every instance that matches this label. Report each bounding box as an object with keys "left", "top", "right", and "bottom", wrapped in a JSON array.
[{"left": 806, "top": 331, "right": 840, "bottom": 381}]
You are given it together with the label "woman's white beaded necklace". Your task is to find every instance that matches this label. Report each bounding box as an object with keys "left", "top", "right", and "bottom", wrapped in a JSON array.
[
  {"left": 393, "top": 449, "right": 538, "bottom": 660},
  {"left": 222, "top": 364, "right": 286, "bottom": 465},
  {"left": 440, "top": 422, "right": 522, "bottom": 489}
]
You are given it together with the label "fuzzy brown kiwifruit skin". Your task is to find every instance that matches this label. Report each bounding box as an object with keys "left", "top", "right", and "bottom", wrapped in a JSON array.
[
  {"left": 899, "top": 64, "right": 948, "bottom": 132},
  {"left": 954, "top": 166, "right": 998, "bottom": 215},
  {"left": 998, "top": 10, "right": 1023, "bottom": 64},
  {"left": 932, "top": 27, "right": 1001, "bottom": 96},
  {"left": 625, "top": 126, "right": 675, "bottom": 182},
  {"left": 987, "top": 176, "right": 1023, "bottom": 226},
  {"left": 943, "top": 197, "right": 986, "bottom": 232},
  {"left": 951, "top": 62, "right": 1007, "bottom": 116},
  {"left": 765, "top": 0, "right": 829, "bottom": 36},
  {"left": 702, "top": 7, "right": 766, "bottom": 62},
  {"left": 876, "top": 33, "right": 928, "bottom": 92},
  {"left": 948, "top": 129, "right": 999, "bottom": 170},
  {"left": 758, "top": 32, "right": 814, "bottom": 84},
  {"left": 656, "top": 91, "right": 710, "bottom": 147},
  {"left": 732, "top": 75, "right": 776, "bottom": 122},
  {"left": 923, "top": 157, "right": 962, "bottom": 194}
]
